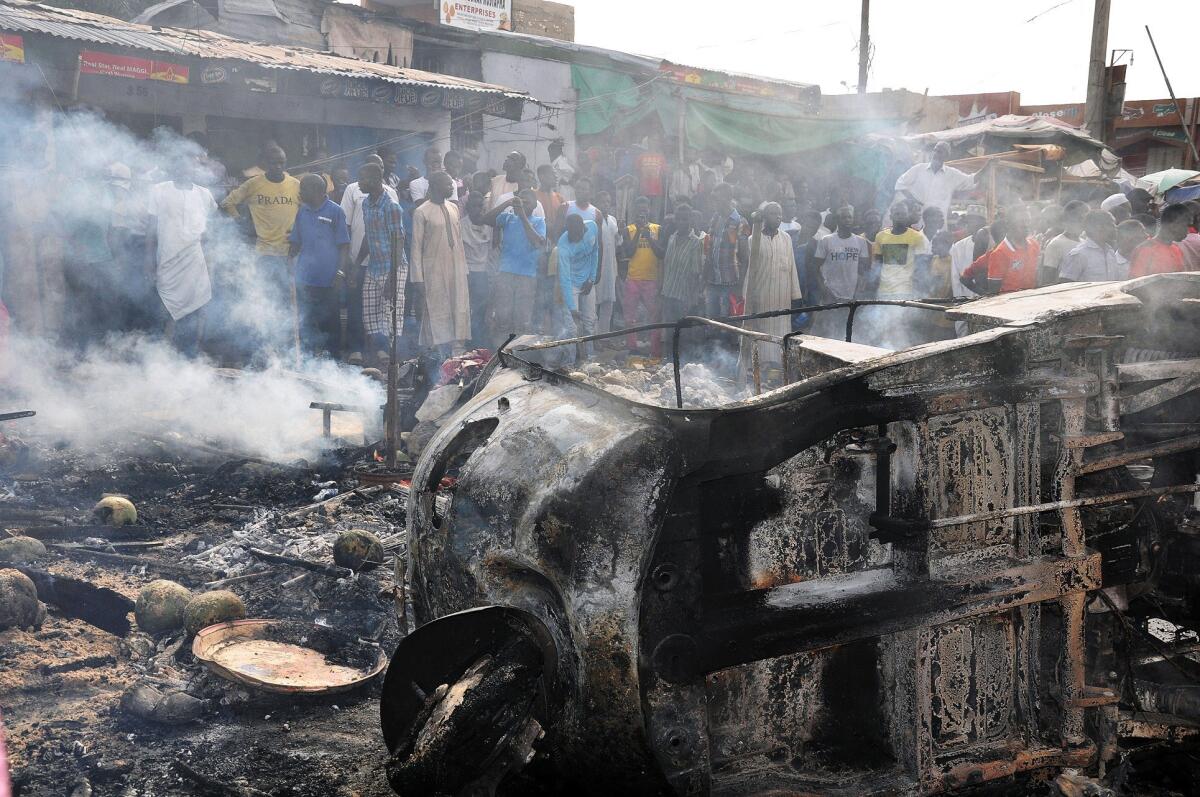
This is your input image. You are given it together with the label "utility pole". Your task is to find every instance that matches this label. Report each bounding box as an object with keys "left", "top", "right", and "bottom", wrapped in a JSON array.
[
  {"left": 1083, "top": 0, "right": 1111, "bottom": 140},
  {"left": 1145, "top": 26, "right": 1200, "bottom": 165},
  {"left": 857, "top": 0, "right": 869, "bottom": 94}
]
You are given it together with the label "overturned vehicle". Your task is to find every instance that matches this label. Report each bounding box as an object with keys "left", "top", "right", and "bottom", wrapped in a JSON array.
[{"left": 382, "top": 275, "right": 1200, "bottom": 795}]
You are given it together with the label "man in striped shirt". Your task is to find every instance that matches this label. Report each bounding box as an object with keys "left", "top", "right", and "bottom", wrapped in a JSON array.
[{"left": 660, "top": 204, "right": 706, "bottom": 326}]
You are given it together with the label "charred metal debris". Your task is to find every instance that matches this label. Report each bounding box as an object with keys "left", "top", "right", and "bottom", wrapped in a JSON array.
[{"left": 384, "top": 273, "right": 1200, "bottom": 795}]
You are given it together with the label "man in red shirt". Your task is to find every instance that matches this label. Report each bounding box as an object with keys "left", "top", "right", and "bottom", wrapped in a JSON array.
[
  {"left": 961, "top": 207, "right": 1041, "bottom": 295},
  {"left": 1129, "top": 203, "right": 1190, "bottom": 278}
]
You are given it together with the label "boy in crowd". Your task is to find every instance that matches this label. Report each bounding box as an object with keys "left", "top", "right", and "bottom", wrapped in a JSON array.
[
  {"left": 1040, "top": 200, "right": 1088, "bottom": 285},
  {"left": 460, "top": 191, "right": 494, "bottom": 348},
  {"left": 961, "top": 206, "right": 1040, "bottom": 296},
  {"left": 556, "top": 212, "right": 599, "bottom": 363},
  {"left": 1130, "top": 203, "right": 1190, "bottom": 277},
  {"left": 288, "top": 173, "right": 350, "bottom": 356},
  {"left": 485, "top": 189, "right": 546, "bottom": 337},
  {"left": 621, "top": 196, "right": 666, "bottom": 359}
]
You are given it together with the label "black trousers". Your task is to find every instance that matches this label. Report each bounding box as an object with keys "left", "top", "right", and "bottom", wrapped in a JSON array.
[{"left": 299, "top": 284, "right": 339, "bottom": 355}]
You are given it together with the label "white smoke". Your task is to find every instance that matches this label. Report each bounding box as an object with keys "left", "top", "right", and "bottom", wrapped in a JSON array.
[
  {"left": 3, "top": 333, "right": 382, "bottom": 463},
  {"left": 0, "top": 93, "right": 383, "bottom": 463}
]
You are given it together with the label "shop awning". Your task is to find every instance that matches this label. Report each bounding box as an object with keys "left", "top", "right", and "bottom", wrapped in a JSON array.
[{"left": 571, "top": 64, "right": 895, "bottom": 156}]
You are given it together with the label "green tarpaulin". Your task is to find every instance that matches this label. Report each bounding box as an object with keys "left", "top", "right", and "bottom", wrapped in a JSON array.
[
  {"left": 571, "top": 64, "right": 899, "bottom": 155},
  {"left": 571, "top": 65, "right": 659, "bottom": 137}
]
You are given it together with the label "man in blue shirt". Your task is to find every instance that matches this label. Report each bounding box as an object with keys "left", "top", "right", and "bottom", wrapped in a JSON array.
[
  {"left": 556, "top": 214, "right": 598, "bottom": 362},
  {"left": 484, "top": 189, "right": 546, "bottom": 338},
  {"left": 289, "top": 174, "right": 350, "bottom": 356}
]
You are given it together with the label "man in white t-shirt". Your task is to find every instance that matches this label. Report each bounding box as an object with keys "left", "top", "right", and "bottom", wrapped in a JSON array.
[
  {"left": 145, "top": 154, "right": 216, "bottom": 356},
  {"left": 812, "top": 205, "right": 871, "bottom": 338},
  {"left": 408, "top": 146, "right": 459, "bottom": 205},
  {"left": 894, "top": 141, "right": 975, "bottom": 221},
  {"left": 1039, "top": 200, "right": 1087, "bottom": 285},
  {"left": 948, "top": 206, "right": 991, "bottom": 336}
]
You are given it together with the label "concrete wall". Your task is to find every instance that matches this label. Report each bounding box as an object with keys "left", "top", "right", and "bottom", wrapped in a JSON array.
[
  {"left": 511, "top": 0, "right": 573, "bottom": 40},
  {"left": 479, "top": 51, "right": 574, "bottom": 173}
]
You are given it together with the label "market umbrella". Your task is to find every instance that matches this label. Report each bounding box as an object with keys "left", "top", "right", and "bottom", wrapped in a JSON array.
[{"left": 1137, "top": 168, "right": 1200, "bottom": 195}]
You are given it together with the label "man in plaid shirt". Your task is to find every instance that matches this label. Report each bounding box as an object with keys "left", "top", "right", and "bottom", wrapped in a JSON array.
[
  {"left": 703, "top": 182, "right": 749, "bottom": 319},
  {"left": 355, "top": 163, "right": 408, "bottom": 364}
]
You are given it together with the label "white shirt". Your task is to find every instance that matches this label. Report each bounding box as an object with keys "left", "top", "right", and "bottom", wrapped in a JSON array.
[
  {"left": 949, "top": 234, "right": 980, "bottom": 300},
  {"left": 597, "top": 214, "right": 619, "bottom": 304},
  {"left": 340, "top": 181, "right": 399, "bottom": 262},
  {"left": 815, "top": 231, "right": 872, "bottom": 300},
  {"left": 409, "top": 174, "right": 458, "bottom": 203},
  {"left": 460, "top": 217, "right": 494, "bottom": 273},
  {"left": 894, "top": 163, "right": 975, "bottom": 218},
  {"left": 147, "top": 181, "right": 216, "bottom": 320}
]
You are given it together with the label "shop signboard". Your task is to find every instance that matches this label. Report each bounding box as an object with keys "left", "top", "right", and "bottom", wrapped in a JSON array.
[
  {"left": 79, "top": 49, "right": 189, "bottom": 83},
  {"left": 438, "top": 0, "right": 511, "bottom": 32}
]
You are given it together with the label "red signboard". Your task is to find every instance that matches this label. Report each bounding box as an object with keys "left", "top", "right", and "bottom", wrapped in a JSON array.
[
  {"left": 79, "top": 49, "right": 189, "bottom": 83},
  {"left": 940, "top": 92, "right": 1022, "bottom": 126},
  {"left": 0, "top": 32, "right": 25, "bottom": 63}
]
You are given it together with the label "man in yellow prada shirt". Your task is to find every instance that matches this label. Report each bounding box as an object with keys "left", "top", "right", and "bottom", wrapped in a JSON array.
[
  {"left": 222, "top": 145, "right": 301, "bottom": 254},
  {"left": 221, "top": 144, "right": 301, "bottom": 353}
]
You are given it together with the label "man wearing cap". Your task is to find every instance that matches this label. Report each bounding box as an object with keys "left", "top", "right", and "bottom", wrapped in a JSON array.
[
  {"left": 894, "top": 142, "right": 976, "bottom": 221},
  {"left": 1100, "top": 193, "right": 1132, "bottom": 223}
]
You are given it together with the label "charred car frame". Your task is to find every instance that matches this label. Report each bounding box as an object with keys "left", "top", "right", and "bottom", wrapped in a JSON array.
[{"left": 382, "top": 275, "right": 1200, "bottom": 795}]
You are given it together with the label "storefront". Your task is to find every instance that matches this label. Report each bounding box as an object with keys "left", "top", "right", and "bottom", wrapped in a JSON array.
[{"left": 0, "top": 0, "right": 527, "bottom": 177}]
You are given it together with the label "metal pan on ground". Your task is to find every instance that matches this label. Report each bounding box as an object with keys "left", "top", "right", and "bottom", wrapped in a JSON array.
[{"left": 193, "top": 619, "right": 387, "bottom": 694}]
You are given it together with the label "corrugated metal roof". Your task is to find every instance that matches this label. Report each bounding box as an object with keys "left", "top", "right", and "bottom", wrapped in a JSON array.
[{"left": 0, "top": 0, "right": 528, "bottom": 97}]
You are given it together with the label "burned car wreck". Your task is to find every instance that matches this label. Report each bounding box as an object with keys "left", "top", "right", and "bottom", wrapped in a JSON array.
[{"left": 382, "top": 274, "right": 1200, "bottom": 795}]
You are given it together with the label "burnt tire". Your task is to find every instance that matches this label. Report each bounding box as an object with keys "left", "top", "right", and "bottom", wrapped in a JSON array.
[{"left": 386, "top": 636, "right": 542, "bottom": 795}]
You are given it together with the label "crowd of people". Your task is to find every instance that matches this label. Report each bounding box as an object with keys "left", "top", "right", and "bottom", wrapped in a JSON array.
[{"left": 6, "top": 128, "right": 1200, "bottom": 378}]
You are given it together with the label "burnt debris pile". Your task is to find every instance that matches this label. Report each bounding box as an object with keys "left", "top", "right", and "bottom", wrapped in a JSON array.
[{"left": 0, "top": 420, "right": 408, "bottom": 796}]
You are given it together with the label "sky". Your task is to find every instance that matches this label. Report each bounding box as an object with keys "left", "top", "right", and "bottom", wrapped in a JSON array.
[{"left": 569, "top": 0, "right": 1197, "bottom": 105}]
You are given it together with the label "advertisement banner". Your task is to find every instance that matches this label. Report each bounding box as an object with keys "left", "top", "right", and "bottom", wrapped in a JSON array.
[
  {"left": 80, "top": 49, "right": 189, "bottom": 83},
  {"left": 149, "top": 60, "right": 189, "bottom": 84},
  {"left": 439, "top": 0, "right": 511, "bottom": 32},
  {"left": 0, "top": 32, "right": 24, "bottom": 63}
]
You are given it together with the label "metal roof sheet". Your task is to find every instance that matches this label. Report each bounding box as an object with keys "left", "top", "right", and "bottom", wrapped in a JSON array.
[{"left": 0, "top": 0, "right": 528, "bottom": 97}]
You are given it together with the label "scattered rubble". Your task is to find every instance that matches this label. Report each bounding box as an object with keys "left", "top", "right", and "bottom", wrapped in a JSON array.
[{"left": 0, "top": 427, "right": 405, "bottom": 795}]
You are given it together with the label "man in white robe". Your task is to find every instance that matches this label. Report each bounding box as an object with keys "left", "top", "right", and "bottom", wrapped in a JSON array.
[
  {"left": 741, "top": 201, "right": 801, "bottom": 372},
  {"left": 145, "top": 155, "right": 216, "bottom": 356},
  {"left": 409, "top": 172, "right": 471, "bottom": 355}
]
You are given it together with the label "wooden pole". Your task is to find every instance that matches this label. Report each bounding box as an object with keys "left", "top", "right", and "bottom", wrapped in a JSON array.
[
  {"left": 857, "top": 0, "right": 870, "bottom": 95},
  {"left": 384, "top": 229, "right": 402, "bottom": 469},
  {"left": 1145, "top": 25, "right": 1200, "bottom": 165},
  {"left": 289, "top": 264, "right": 302, "bottom": 367},
  {"left": 1083, "top": 0, "right": 1111, "bottom": 141}
]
